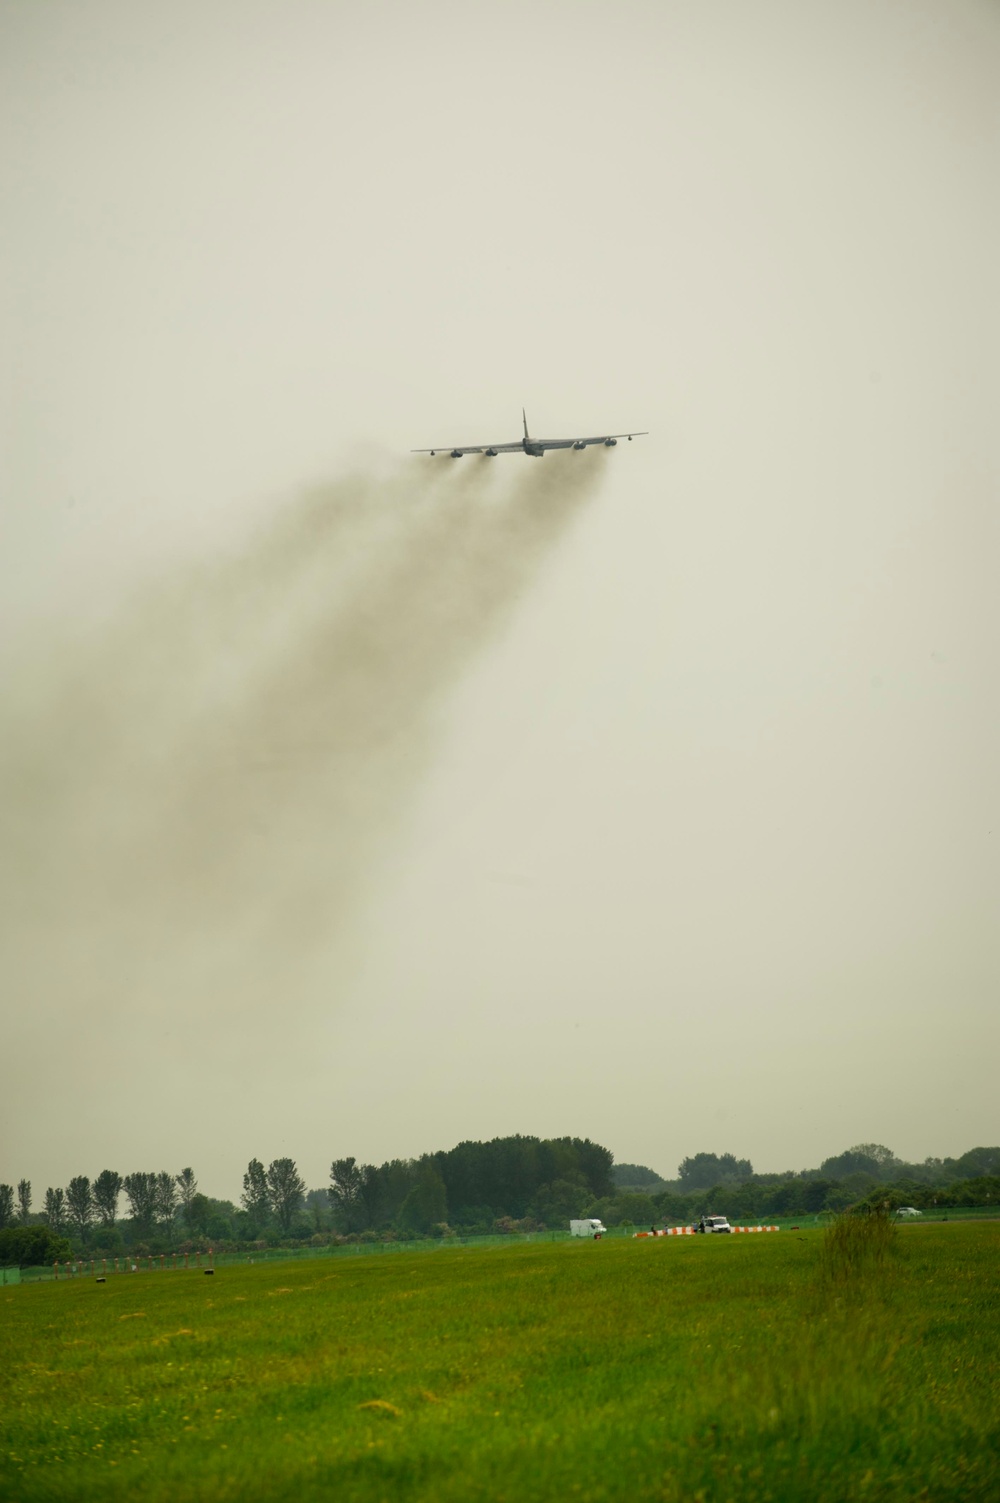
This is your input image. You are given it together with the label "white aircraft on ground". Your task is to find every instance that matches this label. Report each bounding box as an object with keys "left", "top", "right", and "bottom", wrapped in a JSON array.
[{"left": 412, "top": 409, "right": 647, "bottom": 458}]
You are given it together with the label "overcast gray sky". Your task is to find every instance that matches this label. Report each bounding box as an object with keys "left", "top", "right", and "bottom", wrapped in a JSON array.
[{"left": 2, "top": 0, "right": 997, "bottom": 1200}]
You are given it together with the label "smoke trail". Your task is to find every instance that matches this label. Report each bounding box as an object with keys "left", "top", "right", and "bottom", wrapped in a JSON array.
[{"left": 1, "top": 449, "right": 606, "bottom": 1056}]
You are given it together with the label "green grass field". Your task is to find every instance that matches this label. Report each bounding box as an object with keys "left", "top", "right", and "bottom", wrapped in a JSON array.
[{"left": 3, "top": 1222, "right": 997, "bottom": 1501}]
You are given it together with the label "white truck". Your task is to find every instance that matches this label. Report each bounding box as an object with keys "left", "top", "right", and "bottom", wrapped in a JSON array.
[
  {"left": 696, "top": 1216, "right": 733, "bottom": 1234},
  {"left": 570, "top": 1218, "right": 607, "bottom": 1239}
]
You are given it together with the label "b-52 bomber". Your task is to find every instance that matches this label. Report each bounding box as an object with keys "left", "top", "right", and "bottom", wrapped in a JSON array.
[{"left": 412, "top": 409, "right": 647, "bottom": 459}]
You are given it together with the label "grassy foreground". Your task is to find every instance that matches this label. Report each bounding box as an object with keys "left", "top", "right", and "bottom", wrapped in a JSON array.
[{"left": 2, "top": 1223, "right": 997, "bottom": 1502}]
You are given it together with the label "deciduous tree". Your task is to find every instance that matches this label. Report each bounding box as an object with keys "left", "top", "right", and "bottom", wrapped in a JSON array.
[
  {"left": 65, "top": 1176, "right": 94, "bottom": 1236},
  {"left": 328, "top": 1157, "right": 365, "bottom": 1232},
  {"left": 615, "top": 1191, "right": 658, "bottom": 1226},
  {"left": 187, "top": 1193, "right": 211, "bottom": 1234},
  {"left": 123, "top": 1172, "right": 158, "bottom": 1230},
  {"left": 358, "top": 1163, "right": 386, "bottom": 1229},
  {"left": 175, "top": 1168, "right": 198, "bottom": 1221},
  {"left": 44, "top": 1187, "right": 66, "bottom": 1232},
  {"left": 434, "top": 1135, "right": 615, "bottom": 1221},
  {"left": 821, "top": 1147, "right": 888, "bottom": 1181},
  {"left": 93, "top": 1171, "right": 123, "bottom": 1227},
  {"left": 154, "top": 1171, "right": 178, "bottom": 1226},
  {"left": 17, "top": 1179, "right": 31, "bottom": 1225},
  {"left": 613, "top": 1164, "right": 665, "bottom": 1189},
  {"left": 678, "top": 1153, "right": 753, "bottom": 1190},
  {"left": 399, "top": 1162, "right": 447, "bottom": 1233},
  {"left": 266, "top": 1158, "right": 305, "bottom": 1233},
  {"left": 0, "top": 1184, "right": 14, "bottom": 1230},
  {"left": 528, "top": 1178, "right": 590, "bottom": 1225},
  {"left": 952, "top": 1147, "right": 999, "bottom": 1180},
  {"left": 241, "top": 1159, "right": 270, "bottom": 1230}
]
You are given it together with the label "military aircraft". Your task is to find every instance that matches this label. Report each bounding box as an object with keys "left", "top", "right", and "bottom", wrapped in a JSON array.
[{"left": 412, "top": 409, "right": 647, "bottom": 458}]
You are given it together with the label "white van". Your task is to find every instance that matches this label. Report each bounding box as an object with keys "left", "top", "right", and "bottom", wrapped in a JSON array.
[{"left": 570, "top": 1218, "right": 607, "bottom": 1239}]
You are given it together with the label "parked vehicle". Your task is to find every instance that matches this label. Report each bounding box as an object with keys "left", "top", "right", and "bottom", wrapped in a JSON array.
[
  {"left": 896, "top": 1206, "right": 922, "bottom": 1217},
  {"left": 570, "top": 1219, "right": 607, "bottom": 1239},
  {"left": 696, "top": 1216, "right": 733, "bottom": 1234}
]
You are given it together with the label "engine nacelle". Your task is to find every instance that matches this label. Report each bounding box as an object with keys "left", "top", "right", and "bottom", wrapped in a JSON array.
[
  {"left": 450, "top": 449, "right": 463, "bottom": 458},
  {"left": 573, "top": 441, "right": 586, "bottom": 450},
  {"left": 485, "top": 448, "right": 498, "bottom": 456},
  {"left": 604, "top": 437, "right": 617, "bottom": 447}
]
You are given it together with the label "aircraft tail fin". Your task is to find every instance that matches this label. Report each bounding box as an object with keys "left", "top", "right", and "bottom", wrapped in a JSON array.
[{"left": 522, "top": 407, "right": 529, "bottom": 440}]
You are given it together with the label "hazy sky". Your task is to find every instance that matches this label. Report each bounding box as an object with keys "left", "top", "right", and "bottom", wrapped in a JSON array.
[{"left": 2, "top": 0, "right": 997, "bottom": 1201}]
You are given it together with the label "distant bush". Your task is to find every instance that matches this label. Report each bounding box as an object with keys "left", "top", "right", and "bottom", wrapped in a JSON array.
[
  {"left": 0, "top": 1225, "right": 73, "bottom": 1267},
  {"left": 945, "top": 1175, "right": 1000, "bottom": 1208},
  {"left": 491, "top": 1216, "right": 538, "bottom": 1236}
]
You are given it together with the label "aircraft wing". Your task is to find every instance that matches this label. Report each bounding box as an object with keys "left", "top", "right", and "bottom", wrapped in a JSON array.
[
  {"left": 410, "top": 441, "right": 524, "bottom": 455},
  {"left": 553, "top": 432, "right": 649, "bottom": 448}
]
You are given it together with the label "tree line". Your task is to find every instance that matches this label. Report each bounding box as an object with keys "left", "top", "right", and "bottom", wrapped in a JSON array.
[
  {"left": 0, "top": 1135, "right": 613, "bottom": 1263},
  {"left": 2, "top": 1137, "right": 996, "bottom": 1265},
  {"left": 616, "top": 1144, "right": 1000, "bottom": 1193},
  {"left": 607, "top": 1143, "right": 1000, "bottom": 1225}
]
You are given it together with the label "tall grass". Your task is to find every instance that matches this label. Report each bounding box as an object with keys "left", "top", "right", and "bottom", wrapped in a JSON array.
[{"left": 819, "top": 1202, "right": 898, "bottom": 1286}]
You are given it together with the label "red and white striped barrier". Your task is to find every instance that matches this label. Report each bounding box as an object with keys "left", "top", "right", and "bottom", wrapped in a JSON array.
[{"left": 634, "top": 1225, "right": 780, "bottom": 1238}]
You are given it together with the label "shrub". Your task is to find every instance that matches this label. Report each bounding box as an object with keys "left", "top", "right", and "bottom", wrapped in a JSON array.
[{"left": 0, "top": 1225, "right": 73, "bottom": 1267}]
